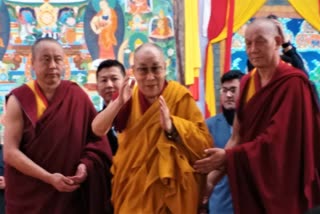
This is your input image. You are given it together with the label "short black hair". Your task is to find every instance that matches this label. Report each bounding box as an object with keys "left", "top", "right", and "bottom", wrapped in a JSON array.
[
  {"left": 96, "top": 59, "right": 126, "bottom": 78},
  {"left": 31, "top": 38, "right": 61, "bottom": 59},
  {"left": 221, "top": 70, "right": 244, "bottom": 84},
  {"left": 267, "top": 14, "right": 278, "bottom": 20}
]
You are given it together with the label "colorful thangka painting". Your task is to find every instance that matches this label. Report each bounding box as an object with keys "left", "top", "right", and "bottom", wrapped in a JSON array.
[
  {"left": 0, "top": 0, "right": 176, "bottom": 121},
  {"left": 231, "top": 18, "right": 320, "bottom": 98}
]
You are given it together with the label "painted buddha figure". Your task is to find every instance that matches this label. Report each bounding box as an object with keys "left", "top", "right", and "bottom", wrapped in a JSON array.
[
  {"left": 90, "top": 0, "right": 118, "bottom": 59},
  {"left": 128, "top": 0, "right": 150, "bottom": 14},
  {"left": 150, "top": 10, "right": 173, "bottom": 39},
  {"left": 35, "top": 0, "right": 59, "bottom": 38}
]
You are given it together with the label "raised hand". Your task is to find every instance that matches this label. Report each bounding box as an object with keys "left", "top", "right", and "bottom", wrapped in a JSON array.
[
  {"left": 193, "top": 148, "right": 226, "bottom": 174},
  {"left": 117, "top": 76, "right": 135, "bottom": 105},
  {"left": 272, "top": 19, "right": 288, "bottom": 44},
  {"left": 159, "top": 95, "right": 172, "bottom": 133}
]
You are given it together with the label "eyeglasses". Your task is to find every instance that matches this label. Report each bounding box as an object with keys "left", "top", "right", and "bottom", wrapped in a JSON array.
[
  {"left": 220, "top": 87, "right": 237, "bottom": 94},
  {"left": 135, "top": 66, "right": 164, "bottom": 76}
]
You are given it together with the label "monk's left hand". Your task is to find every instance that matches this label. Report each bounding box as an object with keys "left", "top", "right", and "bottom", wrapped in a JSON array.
[
  {"left": 202, "top": 169, "right": 225, "bottom": 204},
  {"left": 69, "top": 163, "right": 87, "bottom": 184},
  {"left": 193, "top": 148, "right": 226, "bottom": 174},
  {"left": 159, "top": 96, "right": 172, "bottom": 132}
]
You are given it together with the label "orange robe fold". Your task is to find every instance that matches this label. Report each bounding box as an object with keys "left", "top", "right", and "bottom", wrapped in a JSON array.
[{"left": 111, "top": 81, "right": 212, "bottom": 213}]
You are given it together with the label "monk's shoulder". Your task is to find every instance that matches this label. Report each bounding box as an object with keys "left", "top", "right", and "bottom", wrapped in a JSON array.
[
  {"left": 63, "top": 80, "right": 86, "bottom": 93},
  {"left": 62, "top": 80, "right": 91, "bottom": 101},
  {"left": 168, "top": 80, "right": 191, "bottom": 95},
  {"left": 7, "top": 83, "right": 32, "bottom": 103},
  {"left": 10, "top": 83, "right": 29, "bottom": 94},
  {"left": 280, "top": 63, "right": 308, "bottom": 79}
]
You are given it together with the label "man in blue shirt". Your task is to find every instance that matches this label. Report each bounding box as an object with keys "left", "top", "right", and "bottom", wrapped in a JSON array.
[{"left": 205, "top": 70, "right": 243, "bottom": 214}]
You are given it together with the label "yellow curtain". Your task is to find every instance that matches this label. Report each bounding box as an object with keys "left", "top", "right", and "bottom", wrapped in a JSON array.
[
  {"left": 184, "top": 0, "right": 201, "bottom": 85},
  {"left": 205, "top": 44, "right": 215, "bottom": 117},
  {"left": 205, "top": 0, "right": 266, "bottom": 117},
  {"left": 288, "top": 0, "right": 320, "bottom": 31}
]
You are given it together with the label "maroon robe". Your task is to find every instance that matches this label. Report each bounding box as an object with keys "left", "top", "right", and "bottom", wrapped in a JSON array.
[
  {"left": 226, "top": 62, "right": 320, "bottom": 214},
  {"left": 5, "top": 80, "right": 113, "bottom": 214}
]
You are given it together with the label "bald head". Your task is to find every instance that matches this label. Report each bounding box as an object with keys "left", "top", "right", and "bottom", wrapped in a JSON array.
[
  {"left": 32, "top": 38, "right": 63, "bottom": 61},
  {"left": 245, "top": 18, "right": 282, "bottom": 69},
  {"left": 134, "top": 43, "right": 165, "bottom": 62},
  {"left": 246, "top": 18, "right": 280, "bottom": 38}
]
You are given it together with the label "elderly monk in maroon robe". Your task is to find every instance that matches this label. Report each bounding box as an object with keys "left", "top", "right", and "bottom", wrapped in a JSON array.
[
  {"left": 92, "top": 43, "right": 212, "bottom": 213},
  {"left": 194, "top": 18, "right": 320, "bottom": 214},
  {"left": 4, "top": 38, "right": 113, "bottom": 214}
]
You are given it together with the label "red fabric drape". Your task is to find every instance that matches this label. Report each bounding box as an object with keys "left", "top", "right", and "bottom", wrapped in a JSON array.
[
  {"left": 208, "top": 0, "right": 228, "bottom": 40},
  {"left": 188, "top": 78, "right": 199, "bottom": 100},
  {"left": 224, "top": 0, "right": 235, "bottom": 73},
  {"left": 204, "top": 0, "right": 229, "bottom": 117}
]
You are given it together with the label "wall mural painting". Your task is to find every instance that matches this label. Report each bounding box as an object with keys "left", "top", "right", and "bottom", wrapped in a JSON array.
[
  {"left": 0, "top": 0, "right": 177, "bottom": 128},
  {"left": 231, "top": 18, "right": 320, "bottom": 98}
]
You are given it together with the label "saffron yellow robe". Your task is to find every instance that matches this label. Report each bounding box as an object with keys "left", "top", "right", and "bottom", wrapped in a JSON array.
[{"left": 111, "top": 81, "right": 212, "bottom": 213}]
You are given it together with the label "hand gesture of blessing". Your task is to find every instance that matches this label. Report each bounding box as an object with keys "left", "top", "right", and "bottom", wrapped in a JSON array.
[{"left": 159, "top": 95, "right": 173, "bottom": 133}]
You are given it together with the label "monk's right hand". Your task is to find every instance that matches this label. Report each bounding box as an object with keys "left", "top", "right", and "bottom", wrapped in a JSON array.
[
  {"left": 193, "top": 148, "right": 226, "bottom": 173},
  {"left": 49, "top": 173, "right": 80, "bottom": 192},
  {"left": 117, "top": 76, "right": 134, "bottom": 105}
]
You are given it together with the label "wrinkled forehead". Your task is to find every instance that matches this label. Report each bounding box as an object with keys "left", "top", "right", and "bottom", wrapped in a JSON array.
[
  {"left": 245, "top": 21, "right": 277, "bottom": 39},
  {"left": 134, "top": 47, "right": 164, "bottom": 65},
  {"left": 34, "top": 41, "right": 64, "bottom": 57},
  {"left": 245, "top": 25, "right": 264, "bottom": 38}
]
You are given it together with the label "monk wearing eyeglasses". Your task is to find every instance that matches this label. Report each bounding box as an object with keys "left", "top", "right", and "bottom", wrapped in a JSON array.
[{"left": 92, "top": 42, "right": 212, "bottom": 213}]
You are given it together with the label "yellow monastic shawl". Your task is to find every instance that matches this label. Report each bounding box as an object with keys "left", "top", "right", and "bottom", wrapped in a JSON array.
[
  {"left": 111, "top": 81, "right": 212, "bottom": 214},
  {"left": 26, "top": 80, "right": 48, "bottom": 119},
  {"left": 244, "top": 69, "right": 257, "bottom": 104}
]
